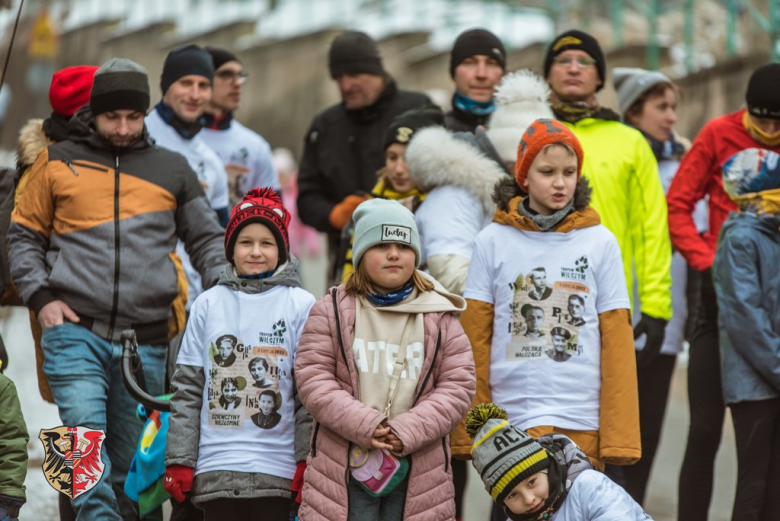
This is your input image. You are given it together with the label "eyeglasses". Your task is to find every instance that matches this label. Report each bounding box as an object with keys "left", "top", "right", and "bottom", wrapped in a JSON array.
[
  {"left": 215, "top": 70, "right": 249, "bottom": 84},
  {"left": 552, "top": 56, "right": 597, "bottom": 69}
]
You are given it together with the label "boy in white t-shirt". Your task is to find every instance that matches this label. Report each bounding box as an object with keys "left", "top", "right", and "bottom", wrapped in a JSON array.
[
  {"left": 450, "top": 119, "right": 640, "bottom": 474},
  {"left": 164, "top": 188, "right": 316, "bottom": 520}
]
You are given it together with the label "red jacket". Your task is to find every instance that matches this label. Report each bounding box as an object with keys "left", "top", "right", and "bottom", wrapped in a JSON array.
[{"left": 667, "top": 109, "right": 780, "bottom": 271}]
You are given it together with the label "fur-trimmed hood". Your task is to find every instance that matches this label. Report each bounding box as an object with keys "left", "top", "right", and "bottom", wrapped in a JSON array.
[
  {"left": 492, "top": 176, "right": 600, "bottom": 232},
  {"left": 16, "top": 119, "right": 53, "bottom": 170},
  {"left": 405, "top": 125, "right": 507, "bottom": 213}
]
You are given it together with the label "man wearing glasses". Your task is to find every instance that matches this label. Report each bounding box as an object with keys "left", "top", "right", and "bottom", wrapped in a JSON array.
[
  {"left": 543, "top": 29, "right": 672, "bottom": 491},
  {"left": 202, "top": 47, "right": 278, "bottom": 203}
]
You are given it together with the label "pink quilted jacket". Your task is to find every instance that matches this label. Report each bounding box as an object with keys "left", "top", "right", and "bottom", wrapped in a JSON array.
[{"left": 295, "top": 286, "right": 476, "bottom": 520}]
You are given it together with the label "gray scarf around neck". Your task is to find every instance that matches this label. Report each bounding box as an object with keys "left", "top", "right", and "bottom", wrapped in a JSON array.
[{"left": 517, "top": 197, "right": 575, "bottom": 231}]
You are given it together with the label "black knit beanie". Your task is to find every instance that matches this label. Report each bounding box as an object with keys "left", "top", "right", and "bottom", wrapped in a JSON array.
[
  {"left": 383, "top": 105, "right": 445, "bottom": 150},
  {"left": 450, "top": 28, "right": 506, "bottom": 77},
  {"left": 90, "top": 58, "right": 150, "bottom": 115},
  {"left": 161, "top": 44, "right": 215, "bottom": 94},
  {"left": 544, "top": 30, "right": 605, "bottom": 91},
  {"left": 746, "top": 63, "right": 780, "bottom": 120},
  {"left": 206, "top": 46, "right": 241, "bottom": 71},
  {"left": 328, "top": 30, "right": 385, "bottom": 78}
]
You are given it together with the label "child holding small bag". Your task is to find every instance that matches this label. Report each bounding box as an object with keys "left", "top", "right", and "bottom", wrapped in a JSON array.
[{"left": 295, "top": 198, "right": 476, "bottom": 521}]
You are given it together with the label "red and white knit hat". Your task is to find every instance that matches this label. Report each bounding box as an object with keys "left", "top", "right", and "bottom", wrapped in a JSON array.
[{"left": 224, "top": 187, "right": 291, "bottom": 265}]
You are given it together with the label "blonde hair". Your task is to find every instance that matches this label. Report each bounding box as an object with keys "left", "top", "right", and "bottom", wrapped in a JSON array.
[
  {"left": 541, "top": 142, "right": 577, "bottom": 156},
  {"left": 345, "top": 259, "right": 433, "bottom": 296}
]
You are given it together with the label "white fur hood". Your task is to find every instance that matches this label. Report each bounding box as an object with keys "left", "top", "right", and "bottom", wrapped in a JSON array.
[{"left": 406, "top": 126, "right": 507, "bottom": 214}]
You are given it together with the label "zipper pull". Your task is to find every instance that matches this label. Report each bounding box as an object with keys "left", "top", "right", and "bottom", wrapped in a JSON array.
[
  {"left": 115, "top": 156, "right": 119, "bottom": 170},
  {"left": 63, "top": 159, "right": 78, "bottom": 177}
]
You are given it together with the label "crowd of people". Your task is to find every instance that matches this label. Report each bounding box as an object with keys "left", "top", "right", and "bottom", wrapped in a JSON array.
[{"left": 0, "top": 22, "right": 779, "bottom": 521}]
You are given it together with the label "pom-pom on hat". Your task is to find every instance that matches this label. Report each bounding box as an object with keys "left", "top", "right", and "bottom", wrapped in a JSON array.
[
  {"left": 49, "top": 65, "right": 99, "bottom": 117},
  {"left": 466, "top": 403, "right": 551, "bottom": 502},
  {"left": 224, "top": 188, "right": 291, "bottom": 265},
  {"left": 351, "top": 198, "right": 421, "bottom": 268},
  {"left": 515, "top": 118, "right": 584, "bottom": 188},
  {"left": 486, "top": 69, "right": 554, "bottom": 163}
]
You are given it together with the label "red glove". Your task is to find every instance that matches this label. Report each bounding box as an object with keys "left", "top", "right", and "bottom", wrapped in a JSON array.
[
  {"left": 164, "top": 465, "right": 193, "bottom": 503},
  {"left": 329, "top": 195, "right": 369, "bottom": 230},
  {"left": 291, "top": 460, "right": 306, "bottom": 504}
]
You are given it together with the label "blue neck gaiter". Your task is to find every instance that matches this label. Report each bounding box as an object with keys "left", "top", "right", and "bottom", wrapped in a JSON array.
[
  {"left": 238, "top": 269, "right": 275, "bottom": 280},
  {"left": 366, "top": 282, "right": 414, "bottom": 307},
  {"left": 453, "top": 91, "right": 496, "bottom": 117}
]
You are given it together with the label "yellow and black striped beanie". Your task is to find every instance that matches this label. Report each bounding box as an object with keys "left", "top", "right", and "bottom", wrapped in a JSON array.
[{"left": 466, "top": 403, "right": 550, "bottom": 503}]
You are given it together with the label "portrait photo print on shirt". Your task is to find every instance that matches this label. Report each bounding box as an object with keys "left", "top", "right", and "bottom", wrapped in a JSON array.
[{"left": 251, "top": 389, "right": 282, "bottom": 430}]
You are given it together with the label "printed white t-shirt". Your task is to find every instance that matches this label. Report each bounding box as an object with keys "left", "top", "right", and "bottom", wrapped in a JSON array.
[
  {"left": 176, "top": 283, "right": 316, "bottom": 479},
  {"left": 464, "top": 222, "right": 630, "bottom": 432}
]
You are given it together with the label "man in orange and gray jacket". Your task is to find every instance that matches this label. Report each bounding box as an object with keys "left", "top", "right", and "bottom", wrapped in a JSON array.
[{"left": 7, "top": 58, "right": 224, "bottom": 520}]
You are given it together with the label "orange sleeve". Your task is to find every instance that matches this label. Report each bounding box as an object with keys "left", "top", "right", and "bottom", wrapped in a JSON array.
[
  {"left": 450, "top": 298, "right": 494, "bottom": 459},
  {"left": 598, "top": 308, "right": 641, "bottom": 465},
  {"left": 11, "top": 149, "right": 54, "bottom": 236}
]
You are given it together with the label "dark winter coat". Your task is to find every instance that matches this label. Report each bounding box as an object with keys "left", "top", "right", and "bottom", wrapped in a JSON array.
[
  {"left": 0, "top": 374, "right": 28, "bottom": 505},
  {"left": 297, "top": 80, "right": 430, "bottom": 247},
  {"left": 8, "top": 107, "right": 225, "bottom": 344},
  {"left": 444, "top": 102, "right": 490, "bottom": 133},
  {"left": 713, "top": 210, "right": 780, "bottom": 404}
]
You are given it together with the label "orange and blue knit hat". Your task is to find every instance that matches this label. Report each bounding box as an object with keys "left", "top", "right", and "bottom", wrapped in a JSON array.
[
  {"left": 515, "top": 118, "right": 584, "bottom": 189},
  {"left": 466, "top": 403, "right": 551, "bottom": 503}
]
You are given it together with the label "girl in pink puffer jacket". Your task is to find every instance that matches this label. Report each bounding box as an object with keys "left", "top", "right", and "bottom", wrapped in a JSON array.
[{"left": 295, "top": 199, "right": 476, "bottom": 521}]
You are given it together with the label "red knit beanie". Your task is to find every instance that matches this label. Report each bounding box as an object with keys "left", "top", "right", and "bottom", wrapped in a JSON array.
[
  {"left": 224, "top": 188, "right": 291, "bottom": 265},
  {"left": 49, "top": 65, "right": 99, "bottom": 117},
  {"left": 515, "top": 118, "right": 584, "bottom": 188}
]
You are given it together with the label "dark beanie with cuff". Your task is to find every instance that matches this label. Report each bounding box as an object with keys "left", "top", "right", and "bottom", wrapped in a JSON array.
[
  {"left": 161, "top": 44, "right": 215, "bottom": 94},
  {"left": 328, "top": 30, "right": 385, "bottom": 78},
  {"left": 544, "top": 29, "right": 605, "bottom": 91},
  {"left": 450, "top": 28, "right": 506, "bottom": 77},
  {"left": 383, "top": 105, "right": 445, "bottom": 150},
  {"left": 746, "top": 63, "right": 780, "bottom": 120},
  {"left": 90, "top": 58, "right": 150, "bottom": 115},
  {"left": 206, "top": 46, "right": 241, "bottom": 70}
]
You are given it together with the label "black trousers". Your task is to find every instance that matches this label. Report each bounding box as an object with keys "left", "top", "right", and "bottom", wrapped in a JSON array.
[
  {"left": 202, "top": 496, "right": 290, "bottom": 521},
  {"left": 730, "top": 398, "right": 780, "bottom": 521},
  {"left": 678, "top": 269, "right": 725, "bottom": 521},
  {"left": 621, "top": 353, "right": 678, "bottom": 505},
  {"left": 452, "top": 457, "right": 467, "bottom": 520}
]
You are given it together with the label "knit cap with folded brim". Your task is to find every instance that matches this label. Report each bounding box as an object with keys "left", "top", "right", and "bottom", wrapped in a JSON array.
[
  {"left": 612, "top": 67, "right": 673, "bottom": 118},
  {"left": 466, "top": 404, "right": 551, "bottom": 503},
  {"left": 90, "top": 58, "right": 150, "bottom": 116},
  {"left": 351, "top": 198, "right": 421, "bottom": 268}
]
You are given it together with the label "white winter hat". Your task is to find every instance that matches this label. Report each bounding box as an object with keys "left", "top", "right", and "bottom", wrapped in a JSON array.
[{"left": 486, "top": 69, "right": 554, "bottom": 163}]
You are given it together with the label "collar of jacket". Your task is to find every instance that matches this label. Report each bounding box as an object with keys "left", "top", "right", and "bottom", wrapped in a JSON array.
[
  {"left": 42, "top": 112, "right": 71, "bottom": 142},
  {"left": 492, "top": 176, "right": 600, "bottom": 233},
  {"left": 370, "top": 174, "right": 426, "bottom": 204},
  {"left": 449, "top": 92, "right": 491, "bottom": 127},
  {"left": 344, "top": 78, "right": 398, "bottom": 124},
  {"left": 154, "top": 101, "right": 205, "bottom": 139},
  {"left": 202, "top": 111, "right": 233, "bottom": 131},
  {"left": 16, "top": 118, "right": 54, "bottom": 173},
  {"left": 552, "top": 101, "right": 621, "bottom": 124},
  {"left": 217, "top": 259, "right": 303, "bottom": 294},
  {"left": 66, "top": 105, "right": 152, "bottom": 153}
]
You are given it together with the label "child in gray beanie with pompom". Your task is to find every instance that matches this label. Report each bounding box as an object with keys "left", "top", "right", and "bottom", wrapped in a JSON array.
[{"left": 465, "top": 403, "right": 652, "bottom": 521}]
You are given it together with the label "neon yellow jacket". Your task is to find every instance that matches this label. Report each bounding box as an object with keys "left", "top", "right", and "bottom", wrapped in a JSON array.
[{"left": 564, "top": 118, "right": 672, "bottom": 320}]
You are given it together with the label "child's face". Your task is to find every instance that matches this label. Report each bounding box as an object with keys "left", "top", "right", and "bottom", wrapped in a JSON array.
[
  {"left": 384, "top": 143, "right": 416, "bottom": 193},
  {"left": 523, "top": 145, "right": 578, "bottom": 216},
  {"left": 233, "top": 223, "right": 279, "bottom": 276},
  {"left": 504, "top": 471, "right": 550, "bottom": 515},
  {"left": 362, "top": 242, "right": 416, "bottom": 293}
]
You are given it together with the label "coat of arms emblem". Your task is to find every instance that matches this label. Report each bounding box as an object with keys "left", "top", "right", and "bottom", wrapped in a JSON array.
[{"left": 39, "top": 426, "right": 106, "bottom": 498}]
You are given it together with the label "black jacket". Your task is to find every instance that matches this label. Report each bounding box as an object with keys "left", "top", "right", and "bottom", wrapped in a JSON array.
[
  {"left": 297, "top": 80, "right": 430, "bottom": 243},
  {"left": 444, "top": 104, "right": 490, "bottom": 133}
]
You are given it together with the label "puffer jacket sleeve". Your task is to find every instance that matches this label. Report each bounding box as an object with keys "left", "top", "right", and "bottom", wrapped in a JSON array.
[
  {"left": 564, "top": 471, "right": 652, "bottom": 520},
  {"left": 295, "top": 296, "right": 386, "bottom": 450},
  {"left": 0, "top": 376, "right": 28, "bottom": 502},
  {"left": 7, "top": 150, "right": 57, "bottom": 314},
  {"left": 450, "top": 298, "right": 494, "bottom": 458},
  {"left": 165, "top": 364, "right": 205, "bottom": 468},
  {"left": 598, "top": 308, "right": 640, "bottom": 465},
  {"left": 629, "top": 136, "right": 672, "bottom": 321},
  {"left": 388, "top": 313, "right": 475, "bottom": 457},
  {"left": 714, "top": 230, "right": 780, "bottom": 389}
]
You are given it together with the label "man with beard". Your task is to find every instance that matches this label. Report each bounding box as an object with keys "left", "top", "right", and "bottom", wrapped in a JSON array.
[{"left": 8, "top": 58, "right": 225, "bottom": 521}]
